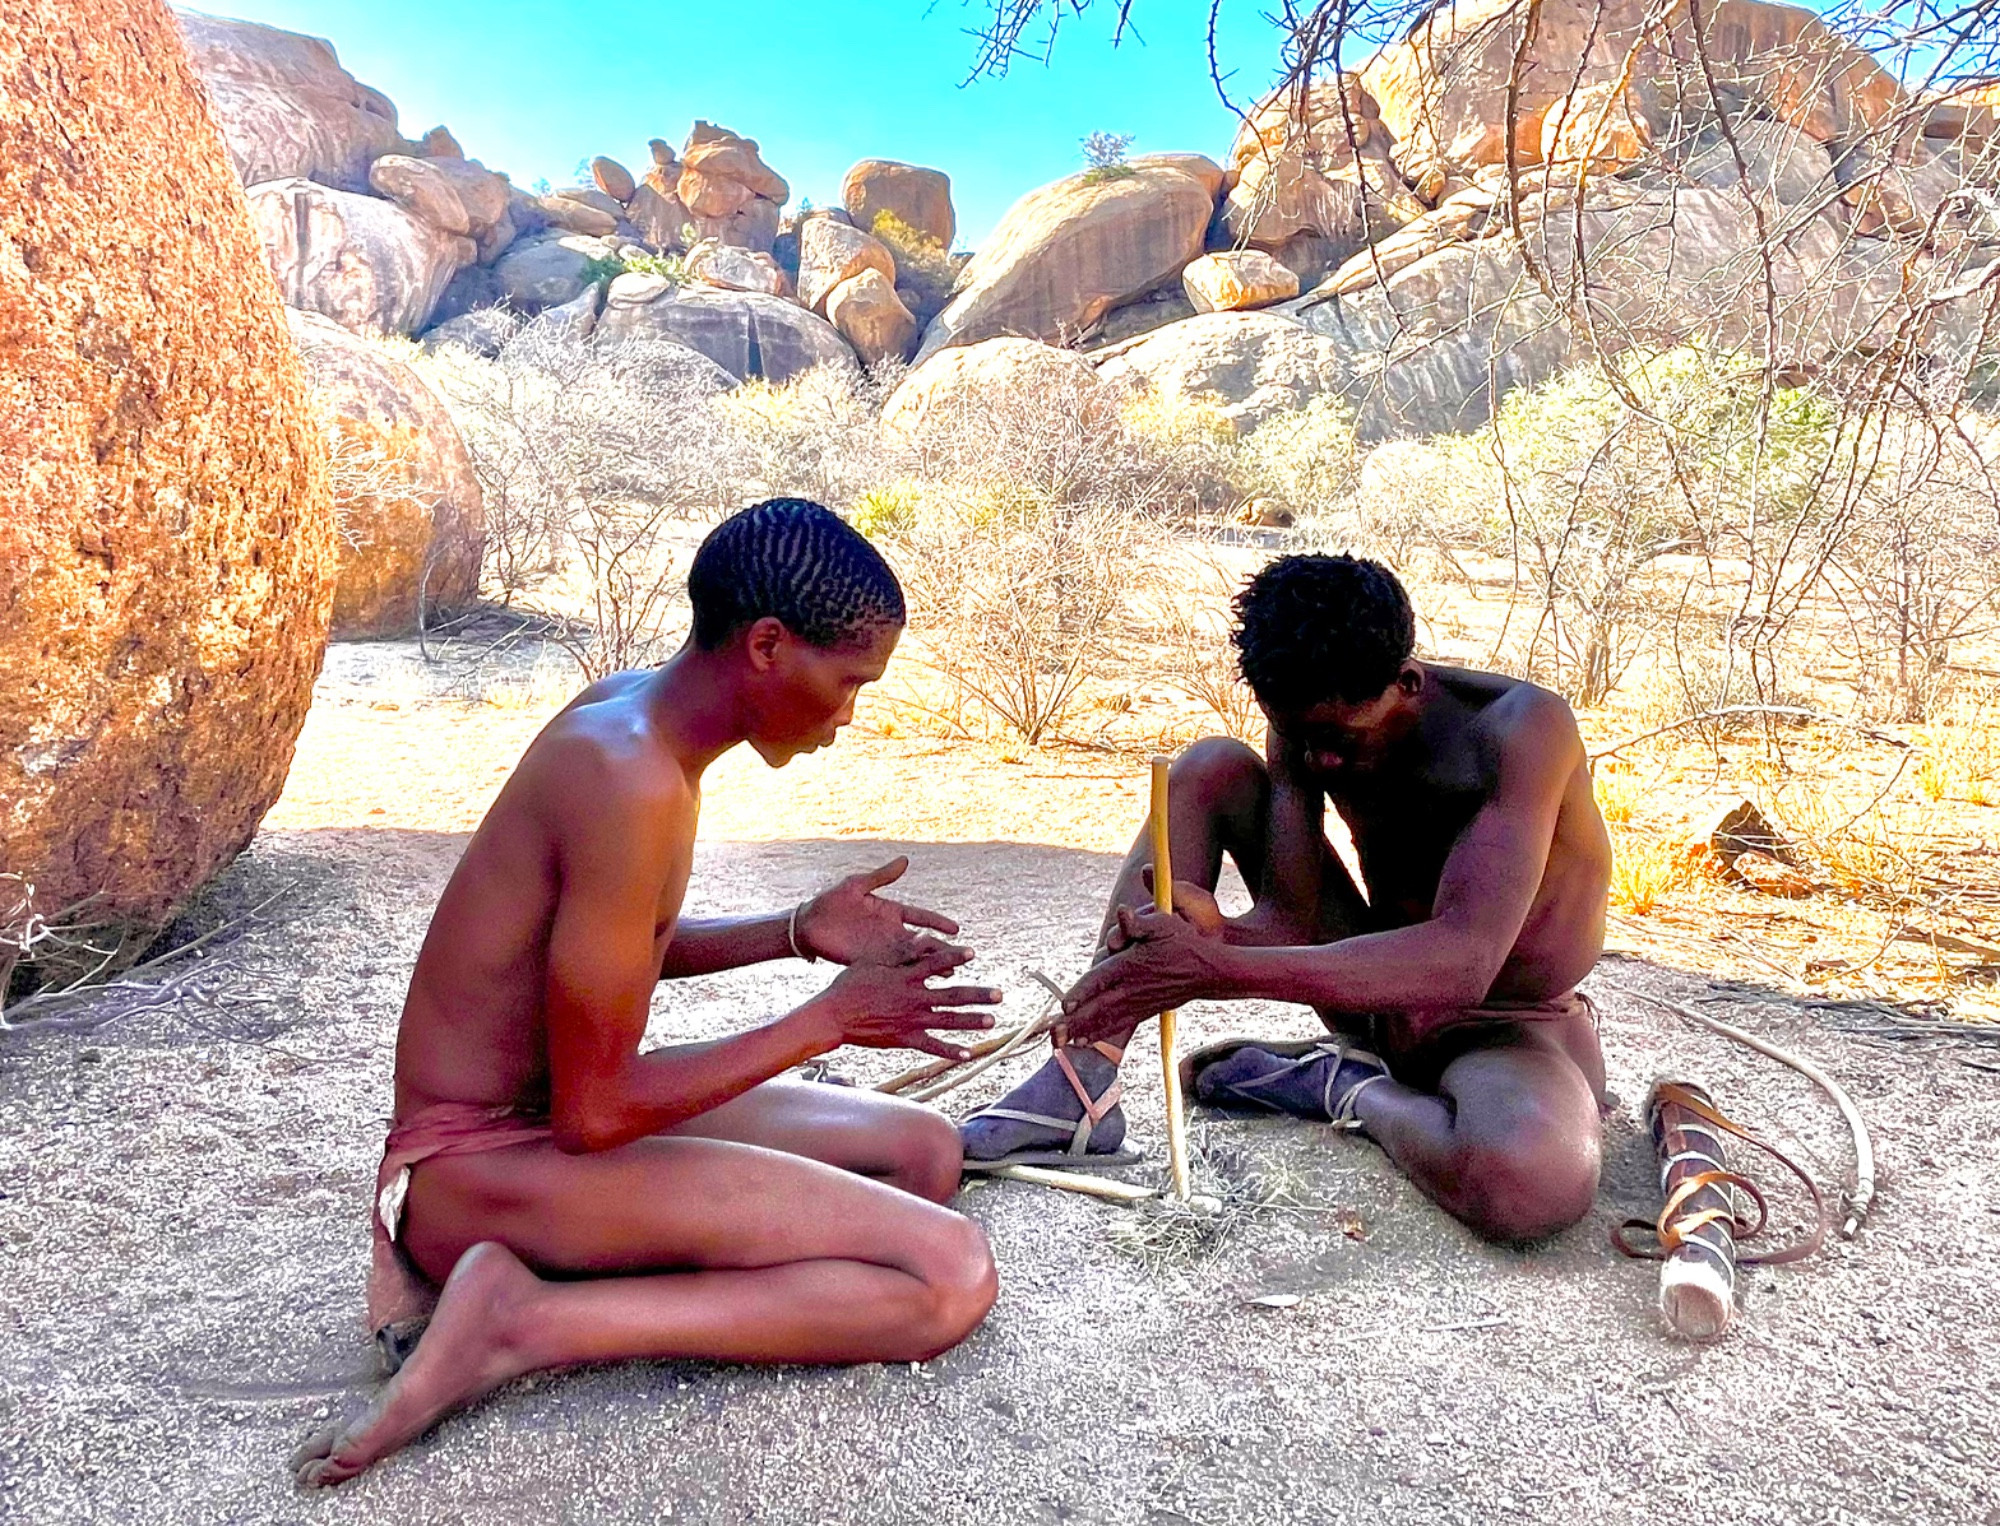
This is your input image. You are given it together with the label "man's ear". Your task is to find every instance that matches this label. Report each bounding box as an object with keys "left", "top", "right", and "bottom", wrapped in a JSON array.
[
  {"left": 1396, "top": 661, "right": 1424, "bottom": 697},
  {"left": 743, "top": 616, "right": 788, "bottom": 673}
]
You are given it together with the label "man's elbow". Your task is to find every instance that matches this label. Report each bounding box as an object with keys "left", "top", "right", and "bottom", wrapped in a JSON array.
[
  {"left": 1436, "top": 941, "right": 1510, "bottom": 1009},
  {"left": 551, "top": 1106, "right": 628, "bottom": 1155}
]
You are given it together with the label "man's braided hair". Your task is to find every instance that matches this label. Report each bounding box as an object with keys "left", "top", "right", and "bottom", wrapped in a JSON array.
[
  {"left": 1232, "top": 553, "right": 1415, "bottom": 708},
  {"left": 688, "top": 498, "right": 906, "bottom": 651}
]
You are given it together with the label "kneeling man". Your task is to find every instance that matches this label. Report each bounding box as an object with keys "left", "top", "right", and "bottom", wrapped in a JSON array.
[
  {"left": 964, "top": 554, "right": 1612, "bottom": 1242},
  {"left": 299, "top": 499, "right": 1001, "bottom": 1486}
]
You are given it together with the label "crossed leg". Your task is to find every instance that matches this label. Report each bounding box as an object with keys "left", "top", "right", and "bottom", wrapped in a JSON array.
[
  {"left": 296, "top": 1083, "right": 995, "bottom": 1486},
  {"left": 963, "top": 736, "right": 1606, "bottom": 1242}
]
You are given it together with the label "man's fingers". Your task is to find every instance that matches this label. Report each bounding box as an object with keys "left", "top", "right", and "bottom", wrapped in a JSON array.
[
  {"left": 897, "top": 935, "right": 971, "bottom": 968},
  {"left": 907, "top": 1033, "right": 977, "bottom": 1061},
  {"left": 924, "top": 986, "right": 1004, "bottom": 1009},
  {"left": 1063, "top": 960, "right": 1115, "bottom": 1013},
  {"left": 899, "top": 902, "right": 960, "bottom": 936},
  {"left": 859, "top": 857, "right": 910, "bottom": 891},
  {"left": 916, "top": 1009, "right": 998, "bottom": 1031}
]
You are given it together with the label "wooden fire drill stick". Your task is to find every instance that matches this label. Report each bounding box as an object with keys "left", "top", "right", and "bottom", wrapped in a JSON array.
[{"left": 1151, "top": 755, "right": 1192, "bottom": 1202}]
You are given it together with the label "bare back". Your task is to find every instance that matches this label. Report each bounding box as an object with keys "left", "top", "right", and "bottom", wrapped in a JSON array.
[{"left": 393, "top": 672, "right": 692, "bottom": 1118}]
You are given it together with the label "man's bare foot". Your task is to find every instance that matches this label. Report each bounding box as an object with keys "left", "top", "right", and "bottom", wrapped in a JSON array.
[
  {"left": 960, "top": 1046, "right": 1129, "bottom": 1162},
  {"left": 293, "top": 1241, "right": 543, "bottom": 1488}
]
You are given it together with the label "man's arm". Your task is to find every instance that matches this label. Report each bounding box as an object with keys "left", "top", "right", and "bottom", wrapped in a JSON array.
[
  {"left": 1062, "top": 693, "right": 1581, "bottom": 1040},
  {"left": 541, "top": 755, "right": 996, "bottom": 1153},
  {"left": 540, "top": 753, "right": 830, "bottom": 1152},
  {"left": 658, "top": 859, "right": 961, "bottom": 979}
]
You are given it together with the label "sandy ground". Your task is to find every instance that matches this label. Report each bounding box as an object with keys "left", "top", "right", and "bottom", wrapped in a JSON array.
[{"left": 4, "top": 645, "right": 2000, "bottom": 1525}]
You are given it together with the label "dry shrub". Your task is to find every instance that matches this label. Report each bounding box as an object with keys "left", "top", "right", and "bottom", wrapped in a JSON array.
[
  {"left": 1148, "top": 542, "right": 1264, "bottom": 744},
  {"left": 709, "top": 363, "right": 895, "bottom": 510},
  {"left": 1607, "top": 833, "right": 1707, "bottom": 915},
  {"left": 1238, "top": 393, "right": 1363, "bottom": 522},
  {"left": 870, "top": 211, "right": 958, "bottom": 327},
  {"left": 870, "top": 359, "right": 1244, "bottom": 744},
  {"left": 888, "top": 493, "right": 1163, "bottom": 745},
  {"left": 413, "top": 324, "right": 742, "bottom": 675}
]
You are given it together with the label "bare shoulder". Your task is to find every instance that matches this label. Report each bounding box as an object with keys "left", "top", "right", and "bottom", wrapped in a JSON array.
[
  {"left": 515, "top": 674, "right": 693, "bottom": 841},
  {"left": 1440, "top": 667, "right": 1583, "bottom": 775}
]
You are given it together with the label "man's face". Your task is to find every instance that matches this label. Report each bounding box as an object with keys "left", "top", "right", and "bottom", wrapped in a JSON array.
[
  {"left": 1265, "top": 668, "right": 1421, "bottom": 782},
  {"left": 746, "top": 620, "right": 900, "bottom": 766}
]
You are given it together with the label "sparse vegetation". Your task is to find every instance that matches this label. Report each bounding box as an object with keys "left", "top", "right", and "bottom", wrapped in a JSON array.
[{"left": 1079, "top": 130, "right": 1136, "bottom": 183}]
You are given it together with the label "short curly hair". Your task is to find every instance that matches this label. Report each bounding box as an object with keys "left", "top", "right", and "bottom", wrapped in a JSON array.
[
  {"left": 688, "top": 498, "right": 905, "bottom": 651},
  {"left": 1232, "top": 554, "right": 1415, "bottom": 709}
]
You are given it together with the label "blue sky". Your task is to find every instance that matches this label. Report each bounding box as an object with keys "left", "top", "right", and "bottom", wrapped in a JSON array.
[{"left": 192, "top": 1, "right": 1290, "bottom": 245}]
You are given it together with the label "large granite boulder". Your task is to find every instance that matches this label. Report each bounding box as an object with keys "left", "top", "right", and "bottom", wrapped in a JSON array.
[
  {"left": 798, "top": 218, "right": 897, "bottom": 313},
  {"left": 825, "top": 269, "right": 918, "bottom": 366},
  {"left": 1219, "top": 80, "right": 1425, "bottom": 266},
  {"left": 595, "top": 283, "right": 857, "bottom": 384},
  {"left": 174, "top": 8, "right": 400, "bottom": 192},
  {"left": 367, "top": 153, "right": 511, "bottom": 239},
  {"left": 246, "top": 176, "right": 470, "bottom": 335},
  {"left": 1093, "top": 312, "right": 1349, "bottom": 434},
  {"left": 287, "top": 312, "right": 484, "bottom": 637},
  {"left": 1182, "top": 250, "right": 1301, "bottom": 313},
  {"left": 677, "top": 123, "right": 788, "bottom": 251},
  {"left": 592, "top": 156, "right": 637, "bottom": 203},
  {"left": 1285, "top": 177, "right": 1996, "bottom": 439},
  {"left": 3, "top": 0, "right": 335, "bottom": 978},
  {"left": 881, "top": 337, "right": 1104, "bottom": 443},
  {"left": 490, "top": 232, "right": 618, "bottom": 312},
  {"left": 537, "top": 193, "right": 619, "bottom": 237},
  {"left": 686, "top": 239, "right": 790, "bottom": 297},
  {"left": 915, "top": 158, "right": 1219, "bottom": 361},
  {"left": 1357, "top": 0, "right": 1906, "bottom": 197},
  {"left": 842, "top": 159, "right": 956, "bottom": 247}
]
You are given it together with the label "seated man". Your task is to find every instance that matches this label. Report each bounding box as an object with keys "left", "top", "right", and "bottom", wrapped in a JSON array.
[
  {"left": 964, "top": 554, "right": 1612, "bottom": 1243},
  {"left": 297, "top": 499, "right": 1002, "bottom": 1487}
]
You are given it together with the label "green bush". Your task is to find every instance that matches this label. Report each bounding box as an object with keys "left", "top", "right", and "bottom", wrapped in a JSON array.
[{"left": 850, "top": 480, "right": 923, "bottom": 540}]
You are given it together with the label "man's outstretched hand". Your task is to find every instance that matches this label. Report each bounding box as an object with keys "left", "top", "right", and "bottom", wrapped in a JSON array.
[
  {"left": 809, "top": 938, "right": 1001, "bottom": 1062},
  {"left": 1060, "top": 899, "right": 1232, "bottom": 1046},
  {"left": 795, "top": 857, "right": 960, "bottom": 966}
]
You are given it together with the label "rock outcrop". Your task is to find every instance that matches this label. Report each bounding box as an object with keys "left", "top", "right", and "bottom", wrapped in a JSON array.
[
  {"left": 247, "top": 177, "right": 471, "bottom": 334},
  {"left": 1357, "top": 0, "right": 1906, "bottom": 197},
  {"left": 678, "top": 124, "right": 789, "bottom": 251},
  {"left": 3, "top": 0, "right": 335, "bottom": 976},
  {"left": 686, "top": 239, "right": 790, "bottom": 297},
  {"left": 916, "top": 158, "right": 1220, "bottom": 360},
  {"left": 596, "top": 283, "right": 857, "bottom": 384},
  {"left": 882, "top": 338, "right": 1104, "bottom": 443},
  {"left": 1093, "top": 312, "right": 1349, "bottom": 434},
  {"left": 490, "top": 231, "right": 618, "bottom": 312},
  {"left": 1183, "top": 251, "right": 1300, "bottom": 313},
  {"left": 842, "top": 160, "right": 956, "bottom": 248},
  {"left": 288, "top": 312, "right": 484, "bottom": 638},
  {"left": 175, "top": 9, "right": 400, "bottom": 191},
  {"left": 367, "top": 153, "right": 511, "bottom": 241},
  {"left": 825, "top": 270, "right": 919, "bottom": 365},
  {"left": 798, "top": 219, "right": 897, "bottom": 313}
]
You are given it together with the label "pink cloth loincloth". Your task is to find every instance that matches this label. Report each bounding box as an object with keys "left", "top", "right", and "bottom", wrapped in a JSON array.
[{"left": 367, "top": 1101, "right": 552, "bottom": 1336}]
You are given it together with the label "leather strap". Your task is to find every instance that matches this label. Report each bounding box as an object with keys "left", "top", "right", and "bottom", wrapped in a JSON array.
[{"left": 1612, "top": 1082, "right": 1827, "bottom": 1268}]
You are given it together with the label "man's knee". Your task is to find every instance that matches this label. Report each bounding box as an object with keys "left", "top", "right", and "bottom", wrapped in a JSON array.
[
  {"left": 1173, "top": 736, "right": 1267, "bottom": 803},
  {"left": 909, "top": 1215, "right": 998, "bottom": 1358},
  {"left": 1452, "top": 1131, "right": 1601, "bottom": 1243},
  {"left": 889, "top": 1107, "right": 967, "bottom": 1205}
]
